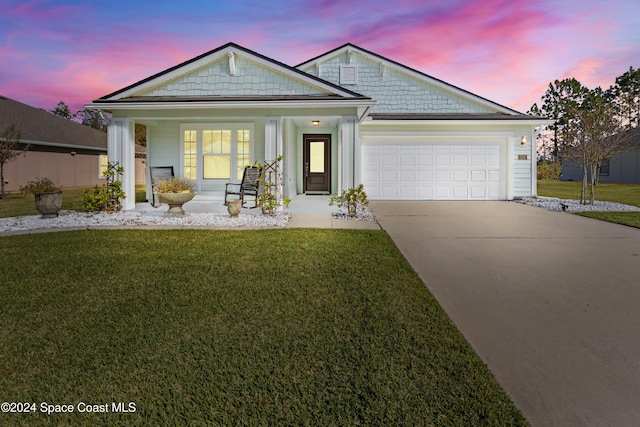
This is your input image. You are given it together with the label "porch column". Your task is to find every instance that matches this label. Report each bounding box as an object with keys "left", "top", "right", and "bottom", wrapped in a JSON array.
[
  {"left": 264, "top": 117, "right": 284, "bottom": 211},
  {"left": 108, "top": 118, "right": 136, "bottom": 210},
  {"left": 264, "top": 117, "right": 282, "bottom": 162},
  {"left": 339, "top": 116, "right": 357, "bottom": 191}
]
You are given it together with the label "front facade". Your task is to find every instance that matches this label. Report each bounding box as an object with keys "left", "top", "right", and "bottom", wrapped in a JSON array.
[{"left": 87, "top": 43, "right": 547, "bottom": 210}]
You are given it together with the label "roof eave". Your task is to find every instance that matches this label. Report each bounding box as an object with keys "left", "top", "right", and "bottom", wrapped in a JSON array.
[
  {"left": 362, "top": 117, "right": 554, "bottom": 126},
  {"left": 86, "top": 98, "right": 375, "bottom": 112}
]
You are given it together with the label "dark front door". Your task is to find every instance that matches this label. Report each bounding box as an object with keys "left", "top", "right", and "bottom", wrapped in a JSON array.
[{"left": 303, "top": 134, "right": 331, "bottom": 193}]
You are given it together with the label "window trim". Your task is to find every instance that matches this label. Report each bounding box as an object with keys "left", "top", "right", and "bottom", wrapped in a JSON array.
[
  {"left": 179, "top": 123, "right": 254, "bottom": 183},
  {"left": 98, "top": 154, "right": 109, "bottom": 179}
]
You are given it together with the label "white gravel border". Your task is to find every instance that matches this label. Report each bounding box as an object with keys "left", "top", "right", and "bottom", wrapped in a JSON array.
[
  {"left": 514, "top": 197, "right": 640, "bottom": 213},
  {"left": 0, "top": 210, "right": 289, "bottom": 234},
  {"left": 3, "top": 198, "right": 636, "bottom": 235}
]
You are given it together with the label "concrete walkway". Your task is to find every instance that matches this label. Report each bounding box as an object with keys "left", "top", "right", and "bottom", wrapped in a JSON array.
[{"left": 370, "top": 201, "right": 640, "bottom": 427}]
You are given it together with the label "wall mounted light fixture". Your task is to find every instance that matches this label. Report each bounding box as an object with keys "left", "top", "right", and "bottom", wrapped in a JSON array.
[
  {"left": 520, "top": 136, "right": 527, "bottom": 146},
  {"left": 312, "top": 120, "right": 320, "bottom": 126}
]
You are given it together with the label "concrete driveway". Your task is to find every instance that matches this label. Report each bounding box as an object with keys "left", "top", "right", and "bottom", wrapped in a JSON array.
[{"left": 371, "top": 201, "right": 640, "bottom": 427}]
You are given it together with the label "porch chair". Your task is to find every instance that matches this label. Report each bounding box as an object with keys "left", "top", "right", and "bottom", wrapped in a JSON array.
[
  {"left": 224, "top": 166, "right": 262, "bottom": 208},
  {"left": 149, "top": 166, "right": 174, "bottom": 207}
]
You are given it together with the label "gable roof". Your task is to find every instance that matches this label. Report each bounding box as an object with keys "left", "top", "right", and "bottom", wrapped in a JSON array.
[
  {"left": 96, "top": 42, "right": 370, "bottom": 102},
  {"left": 297, "top": 43, "right": 524, "bottom": 115},
  {"left": 0, "top": 96, "right": 106, "bottom": 151}
]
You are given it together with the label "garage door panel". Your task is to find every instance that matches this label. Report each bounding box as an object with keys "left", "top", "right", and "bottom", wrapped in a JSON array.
[
  {"left": 380, "top": 186, "right": 397, "bottom": 198},
  {"left": 398, "top": 170, "right": 415, "bottom": 182},
  {"left": 417, "top": 154, "right": 434, "bottom": 167},
  {"left": 435, "top": 155, "right": 451, "bottom": 166},
  {"left": 470, "top": 154, "right": 487, "bottom": 166},
  {"left": 452, "top": 170, "right": 468, "bottom": 182},
  {"left": 453, "top": 186, "right": 469, "bottom": 198},
  {"left": 453, "top": 154, "right": 468, "bottom": 166},
  {"left": 399, "top": 154, "right": 415, "bottom": 166},
  {"left": 381, "top": 155, "right": 397, "bottom": 167},
  {"left": 363, "top": 170, "right": 380, "bottom": 183},
  {"left": 380, "top": 170, "right": 397, "bottom": 182},
  {"left": 417, "top": 170, "right": 434, "bottom": 182},
  {"left": 362, "top": 141, "right": 504, "bottom": 200},
  {"left": 470, "top": 170, "right": 486, "bottom": 182},
  {"left": 398, "top": 186, "right": 416, "bottom": 198},
  {"left": 417, "top": 186, "right": 434, "bottom": 198},
  {"left": 435, "top": 170, "right": 451, "bottom": 182},
  {"left": 435, "top": 186, "right": 451, "bottom": 198},
  {"left": 470, "top": 186, "right": 486, "bottom": 198}
]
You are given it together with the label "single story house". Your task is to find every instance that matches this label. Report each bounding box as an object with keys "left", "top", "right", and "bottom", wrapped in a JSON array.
[
  {"left": 87, "top": 42, "right": 549, "bottom": 210},
  {"left": 0, "top": 95, "right": 112, "bottom": 192},
  {"left": 562, "top": 127, "right": 640, "bottom": 183}
]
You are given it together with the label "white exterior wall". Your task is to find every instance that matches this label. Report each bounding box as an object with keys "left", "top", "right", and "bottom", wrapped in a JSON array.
[
  {"left": 305, "top": 53, "right": 495, "bottom": 114},
  {"left": 144, "top": 56, "right": 327, "bottom": 97}
]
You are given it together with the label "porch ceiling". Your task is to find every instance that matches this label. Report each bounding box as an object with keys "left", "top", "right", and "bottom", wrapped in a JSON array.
[{"left": 290, "top": 117, "right": 340, "bottom": 128}]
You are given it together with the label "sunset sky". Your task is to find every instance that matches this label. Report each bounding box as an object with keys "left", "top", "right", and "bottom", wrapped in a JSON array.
[{"left": 1, "top": 0, "right": 638, "bottom": 114}]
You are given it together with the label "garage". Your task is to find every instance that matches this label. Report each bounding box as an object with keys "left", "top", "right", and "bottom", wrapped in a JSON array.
[{"left": 361, "top": 139, "right": 507, "bottom": 200}]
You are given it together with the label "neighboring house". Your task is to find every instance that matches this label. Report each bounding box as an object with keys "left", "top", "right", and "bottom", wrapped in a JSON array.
[
  {"left": 86, "top": 42, "right": 549, "bottom": 210},
  {"left": 562, "top": 127, "right": 640, "bottom": 183},
  {"left": 0, "top": 95, "right": 107, "bottom": 192}
]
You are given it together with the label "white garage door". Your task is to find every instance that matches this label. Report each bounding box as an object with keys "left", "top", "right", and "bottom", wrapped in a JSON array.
[{"left": 362, "top": 142, "right": 505, "bottom": 200}]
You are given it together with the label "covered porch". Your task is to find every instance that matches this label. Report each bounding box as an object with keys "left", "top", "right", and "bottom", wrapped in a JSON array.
[
  {"left": 134, "top": 192, "right": 343, "bottom": 214},
  {"left": 105, "top": 107, "right": 370, "bottom": 212}
]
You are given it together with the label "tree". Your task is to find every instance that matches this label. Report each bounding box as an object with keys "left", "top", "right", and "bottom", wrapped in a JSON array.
[
  {"left": 0, "top": 122, "right": 30, "bottom": 199},
  {"left": 50, "top": 101, "right": 75, "bottom": 120},
  {"left": 75, "top": 108, "right": 108, "bottom": 132},
  {"left": 538, "top": 78, "right": 589, "bottom": 159},
  {"left": 135, "top": 123, "right": 147, "bottom": 146},
  {"left": 608, "top": 66, "right": 640, "bottom": 128},
  {"left": 563, "top": 88, "right": 629, "bottom": 204}
]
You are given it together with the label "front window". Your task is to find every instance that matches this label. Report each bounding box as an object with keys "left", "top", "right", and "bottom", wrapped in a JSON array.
[
  {"left": 98, "top": 154, "right": 109, "bottom": 178},
  {"left": 237, "top": 130, "right": 251, "bottom": 180},
  {"left": 183, "top": 130, "right": 197, "bottom": 179},
  {"left": 203, "top": 130, "right": 231, "bottom": 179},
  {"left": 180, "top": 124, "right": 253, "bottom": 182}
]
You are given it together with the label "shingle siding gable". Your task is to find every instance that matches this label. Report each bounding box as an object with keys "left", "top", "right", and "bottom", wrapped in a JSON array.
[
  {"left": 302, "top": 52, "right": 495, "bottom": 114},
  {"left": 140, "top": 56, "right": 329, "bottom": 97}
]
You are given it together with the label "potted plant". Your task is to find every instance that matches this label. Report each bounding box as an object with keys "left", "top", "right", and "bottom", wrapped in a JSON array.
[
  {"left": 20, "top": 177, "right": 63, "bottom": 218},
  {"left": 153, "top": 177, "right": 195, "bottom": 215}
]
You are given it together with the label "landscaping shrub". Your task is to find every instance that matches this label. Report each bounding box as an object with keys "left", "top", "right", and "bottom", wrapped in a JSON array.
[{"left": 537, "top": 160, "right": 562, "bottom": 180}]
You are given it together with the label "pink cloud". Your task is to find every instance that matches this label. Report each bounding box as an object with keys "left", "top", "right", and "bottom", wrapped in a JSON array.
[{"left": 1, "top": 0, "right": 636, "bottom": 115}]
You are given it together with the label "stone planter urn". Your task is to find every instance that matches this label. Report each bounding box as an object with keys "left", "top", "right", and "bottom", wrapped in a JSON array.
[
  {"left": 35, "top": 191, "right": 63, "bottom": 218},
  {"left": 156, "top": 192, "right": 195, "bottom": 216},
  {"left": 227, "top": 199, "right": 242, "bottom": 217}
]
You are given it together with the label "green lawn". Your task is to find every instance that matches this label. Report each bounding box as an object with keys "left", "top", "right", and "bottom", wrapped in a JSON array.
[
  {"left": 538, "top": 180, "right": 640, "bottom": 228},
  {"left": 0, "top": 229, "right": 527, "bottom": 426},
  {"left": 0, "top": 185, "right": 148, "bottom": 218}
]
